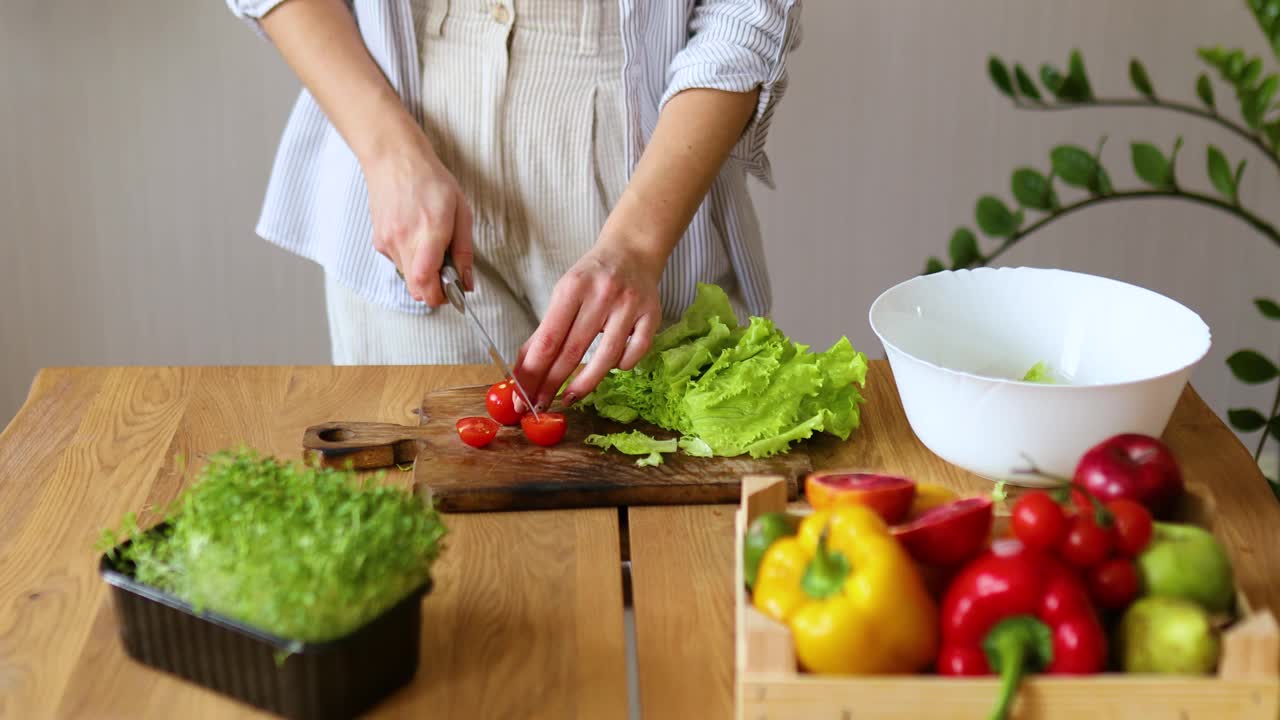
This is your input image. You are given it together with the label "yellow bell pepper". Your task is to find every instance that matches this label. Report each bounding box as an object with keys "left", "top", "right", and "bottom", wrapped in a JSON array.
[{"left": 752, "top": 504, "right": 939, "bottom": 675}]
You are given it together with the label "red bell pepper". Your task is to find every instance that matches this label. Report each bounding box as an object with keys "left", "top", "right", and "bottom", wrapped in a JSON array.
[{"left": 938, "top": 539, "right": 1107, "bottom": 720}]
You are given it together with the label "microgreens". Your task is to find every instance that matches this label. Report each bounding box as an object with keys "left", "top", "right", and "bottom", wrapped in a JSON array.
[{"left": 99, "top": 447, "right": 448, "bottom": 643}]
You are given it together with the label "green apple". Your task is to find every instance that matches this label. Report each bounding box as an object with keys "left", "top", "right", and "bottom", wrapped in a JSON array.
[
  {"left": 1118, "top": 596, "right": 1220, "bottom": 674},
  {"left": 1136, "top": 522, "right": 1236, "bottom": 614}
]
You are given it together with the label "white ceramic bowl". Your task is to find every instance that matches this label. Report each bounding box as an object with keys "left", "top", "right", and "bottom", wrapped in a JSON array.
[{"left": 868, "top": 267, "right": 1212, "bottom": 486}]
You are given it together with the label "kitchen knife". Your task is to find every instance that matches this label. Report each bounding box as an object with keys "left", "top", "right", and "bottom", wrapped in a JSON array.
[{"left": 398, "top": 252, "right": 540, "bottom": 419}]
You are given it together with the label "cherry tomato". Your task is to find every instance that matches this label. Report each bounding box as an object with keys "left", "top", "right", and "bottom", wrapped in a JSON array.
[
  {"left": 1087, "top": 557, "right": 1141, "bottom": 610},
  {"left": 456, "top": 416, "right": 500, "bottom": 448},
  {"left": 521, "top": 412, "right": 567, "bottom": 447},
  {"left": 1011, "top": 491, "right": 1068, "bottom": 550},
  {"left": 1070, "top": 488, "right": 1094, "bottom": 516},
  {"left": 1106, "top": 498, "right": 1154, "bottom": 556},
  {"left": 486, "top": 380, "right": 523, "bottom": 426},
  {"left": 1059, "top": 516, "right": 1113, "bottom": 569}
]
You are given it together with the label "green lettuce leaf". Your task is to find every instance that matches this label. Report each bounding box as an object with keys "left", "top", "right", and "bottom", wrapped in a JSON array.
[
  {"left": 579, "top": 283, "right": 870, "bottom": 461},
  {"left": 1021, "top": 361, "right": 1056, "bottom": 384},
  {"left": 585, "top": 431, "right": 678, "bottom": 467}
]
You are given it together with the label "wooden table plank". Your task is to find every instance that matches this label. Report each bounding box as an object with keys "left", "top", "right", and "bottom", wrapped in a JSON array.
[
  {"left": 628, "top": 504, "right": 737, "bottom": 719},
  {"left": 0, "top": 367, "right": 195, "bottom": 717},
  {"left": 0, "top": 368, "right": 111, "bottom": 541},
  {"left": 376, "top": 508, "right": 628, "bottom": 719},
  {"left": 56, "top": 366, "right": 295, "bottom": 719}
]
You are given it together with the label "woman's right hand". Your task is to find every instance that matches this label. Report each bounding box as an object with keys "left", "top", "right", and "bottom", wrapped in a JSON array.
[{"left": 363, "top": 133, "right": 474, "bottom": 307}]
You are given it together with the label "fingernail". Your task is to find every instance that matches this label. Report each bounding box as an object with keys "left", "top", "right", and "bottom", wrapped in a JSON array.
[
  {"left": 464, "top": 267, "right": 474, "bottom": 291},
  {"left": 563, "top": 393, "right": 577, "bottom": 406},
  {"left": 513, "top": 395, "right": 526, "bottom": 413}
]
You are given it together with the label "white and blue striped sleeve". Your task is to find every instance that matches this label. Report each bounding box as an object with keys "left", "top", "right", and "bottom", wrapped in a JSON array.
[
  {"left": 659, "top": 0, "right": 803, "bottom": 189},
  {"left": 224, "top": 0, "right": 290, "bottom": 37}
]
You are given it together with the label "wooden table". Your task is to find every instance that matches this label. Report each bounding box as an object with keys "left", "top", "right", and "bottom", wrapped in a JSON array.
[{"left": 2, "top": 362, "right": 1278, "bottom": 719}]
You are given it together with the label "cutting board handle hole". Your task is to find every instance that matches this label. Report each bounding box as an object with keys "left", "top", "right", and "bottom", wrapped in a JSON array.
[{"left": 319, "top": 428, "right": 356, "bottom": 442}]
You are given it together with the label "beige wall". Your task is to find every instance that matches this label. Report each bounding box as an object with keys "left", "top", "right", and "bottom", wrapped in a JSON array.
[{"left": 3, "top": 1, "right": 1278, "bottom": 468}]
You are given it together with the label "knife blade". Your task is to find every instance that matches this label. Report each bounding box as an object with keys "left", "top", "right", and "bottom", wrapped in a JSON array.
[{"left": 437, "top": 253, "right": 541, "bottom": 420}]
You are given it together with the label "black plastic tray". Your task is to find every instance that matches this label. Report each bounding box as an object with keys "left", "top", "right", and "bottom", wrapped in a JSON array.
[{"left": 98, "top": 526, "right": 430, "bottom": 720}]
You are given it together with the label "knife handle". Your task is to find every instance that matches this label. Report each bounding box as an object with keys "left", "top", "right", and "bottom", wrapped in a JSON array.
[{"left": 302, "top": 421, "right": 431, "bottom": 470}]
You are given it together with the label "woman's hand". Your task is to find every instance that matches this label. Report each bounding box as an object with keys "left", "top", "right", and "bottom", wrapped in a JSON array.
[
  {"left": 364, "top": 133, "right": 474, "bottom": 306},
  {"left": 513, "top": 234, "right": 663, "bottom": 410}
]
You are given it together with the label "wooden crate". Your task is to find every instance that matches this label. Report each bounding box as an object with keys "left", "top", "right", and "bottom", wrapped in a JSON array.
[{"left": 734, "top": 475, "right": 1280, "bottom": 720}]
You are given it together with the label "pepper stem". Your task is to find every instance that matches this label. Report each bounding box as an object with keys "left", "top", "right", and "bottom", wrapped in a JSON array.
[
  {"left": 800, "top": 524, "right": 850, "bottom": 600},
  {"left": 981, "top": 616, "right": 1054, "bottom": 720}
]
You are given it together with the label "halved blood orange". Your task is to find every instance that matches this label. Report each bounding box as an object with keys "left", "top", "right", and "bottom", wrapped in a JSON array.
[
  {"left": 891, "top": 497, "right": 994, "bottom": 567},
  {"left": 804, "top": 471, "right": 916, "bottom": 524}
]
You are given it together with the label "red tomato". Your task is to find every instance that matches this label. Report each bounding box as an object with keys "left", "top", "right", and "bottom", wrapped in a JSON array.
[
  {"left": 486, "top": 380, "right": 523, "bottom": 426},
  {"left": 1059, "top": 516, "right": 1112, "bottom": 569},
  {"left": 1087, "top": 557, "right": 1141, "bottom": 610},
  {"left": 521, "top": 412, "right": 567, "bottom": 447},
  {"left": 1106, "top": 499, "right": 1154, "bottom": 556},
  {"left": 456, "top": 416, "right": 499, "bottom": 448},
  {"left": 1011, "top": 491, "right": 1068, "bottom": 550}
]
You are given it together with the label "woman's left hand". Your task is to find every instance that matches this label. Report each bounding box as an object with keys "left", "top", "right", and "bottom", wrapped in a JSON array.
[{"left": 513, "top": 234, "right": 664, "bottom": 410}]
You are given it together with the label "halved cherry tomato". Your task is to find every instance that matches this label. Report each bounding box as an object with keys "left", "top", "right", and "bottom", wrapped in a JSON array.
[
  {"left": 456, "top": 416, "right": 500, "bottom": 448},
  {"left": 521, "top": 412, "right": 567, "bottom": 447},
  {"left": 486, "top": 380, "right": 523, "bottom": 426}
]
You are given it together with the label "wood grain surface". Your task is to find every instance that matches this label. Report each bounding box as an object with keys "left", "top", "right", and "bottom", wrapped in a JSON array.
[
  {"left": 628, "top": 504, "right": 738, "bottom": 720},
  {"left": 305, "top": 383, "right": 809, "bottom": 512},
  {"left": 0, "top": 365, "right": 627, "bottom": 720},
  {"left": 1, "top": 361, "right": 1278, "bottom": 720}
]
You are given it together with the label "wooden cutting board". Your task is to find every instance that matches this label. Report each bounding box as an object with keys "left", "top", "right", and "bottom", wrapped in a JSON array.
[{"left": 302, "top": 384, "right": 808, "bottom": 512}]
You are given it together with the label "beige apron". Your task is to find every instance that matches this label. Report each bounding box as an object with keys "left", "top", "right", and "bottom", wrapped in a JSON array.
[{"left": 325, "top": 0, "right": 627, "bottom": 365}]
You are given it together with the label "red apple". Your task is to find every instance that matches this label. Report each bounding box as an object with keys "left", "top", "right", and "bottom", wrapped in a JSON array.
[{"left": 1072, "top": 433, "right": 1184, "bottom": 518}]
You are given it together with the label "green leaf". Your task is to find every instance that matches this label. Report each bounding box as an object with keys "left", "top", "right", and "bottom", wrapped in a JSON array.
[
  {"left": 1051, "top": 144, "right": 1100, "bottom": 189},
  {"left": 1227, "top": 349, "right": 1279, "bottom": 384},
  {"left": 1242, "top": 58, "right": 1264, "bottom": 87},
  {"left": 1207, "top": 145, "right": 1237, "bottom": 202},
  {"left": 1270, "top": 416, "right": 1280, "bottom": 443},
  {"left": 949, "top": 228, "right": 981, "bottom": 268},
  {"left": 1234, "top": 159, "right": 1248, "bottom": 193},
  {"left": 1254, "top": 74, "right": 1278, "bottom": 109},
  {"left": 1264, "top": 120, "right": 1280, "bottom": 149},
  {"left": 1229, "top": 408, "right": 1269, "bottom": 431},
  {"left": 1062, "top": 49, "right": 1095, "bottom": 101},
  {"left": 1087, "top": 136, "right": 1111, "bottom": 194},
  {"left": 1040, "top": 64, "right": 1065, "bottom": 96},
  {"left": 924, "top": 256, "right": 946, "bottom": 275},
  {"left": 975, "top": 196, "right": 1022, "bottom": 237},
  {"left": 1131, "top": 142, "right": 1172, "bottom": 189},
  {"left": 1014, "top": 64, "right": 1041, "bottom": 101},
  {"left": 1169, "top": 136, "right": 1185, "bottom": 180},
  {"left": 988, "top": 56, "right": 1015, "bottom": 98},
  {"left": 1244, "top": 74, "right": 1279, "bottom": 127},
  {"left": 1010, "top": 167, "right": 1057, "bottom": 210},
  {"left": 1129, "top": 58, "right": 1155, "bottom": 98},
  {"left": 1197, "top": 73, "right": 1216, "bottom": 110},
  {"left": 1197, "top": 46, "right": 1227, "bottom": 66},
  {"left": 1227, "top": 50, "right": 1246, "bottom": 82},
  {"left": 1255, "top": 297, "right": 1280, "bottom": 319}
]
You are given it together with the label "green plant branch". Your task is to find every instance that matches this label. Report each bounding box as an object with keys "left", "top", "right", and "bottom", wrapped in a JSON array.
[
  {"left": 980, "top": 188, "right": 1280, "bottom": 266},
  {"left": 1257, "top": 379, "right": 1280, "bottom": 462},
  {"left": 1012, "top": 96, "right": 1279, "bottom": 174}
]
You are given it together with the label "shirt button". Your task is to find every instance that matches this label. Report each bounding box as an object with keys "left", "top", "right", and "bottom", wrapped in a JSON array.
[{"left": 491, "top": 4, "right": 510, "bottom": 23}]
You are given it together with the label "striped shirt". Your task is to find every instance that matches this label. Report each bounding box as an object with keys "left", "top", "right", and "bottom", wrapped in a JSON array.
[{"left": 225, "top": 0, "right": 802, "bottom": 319}]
